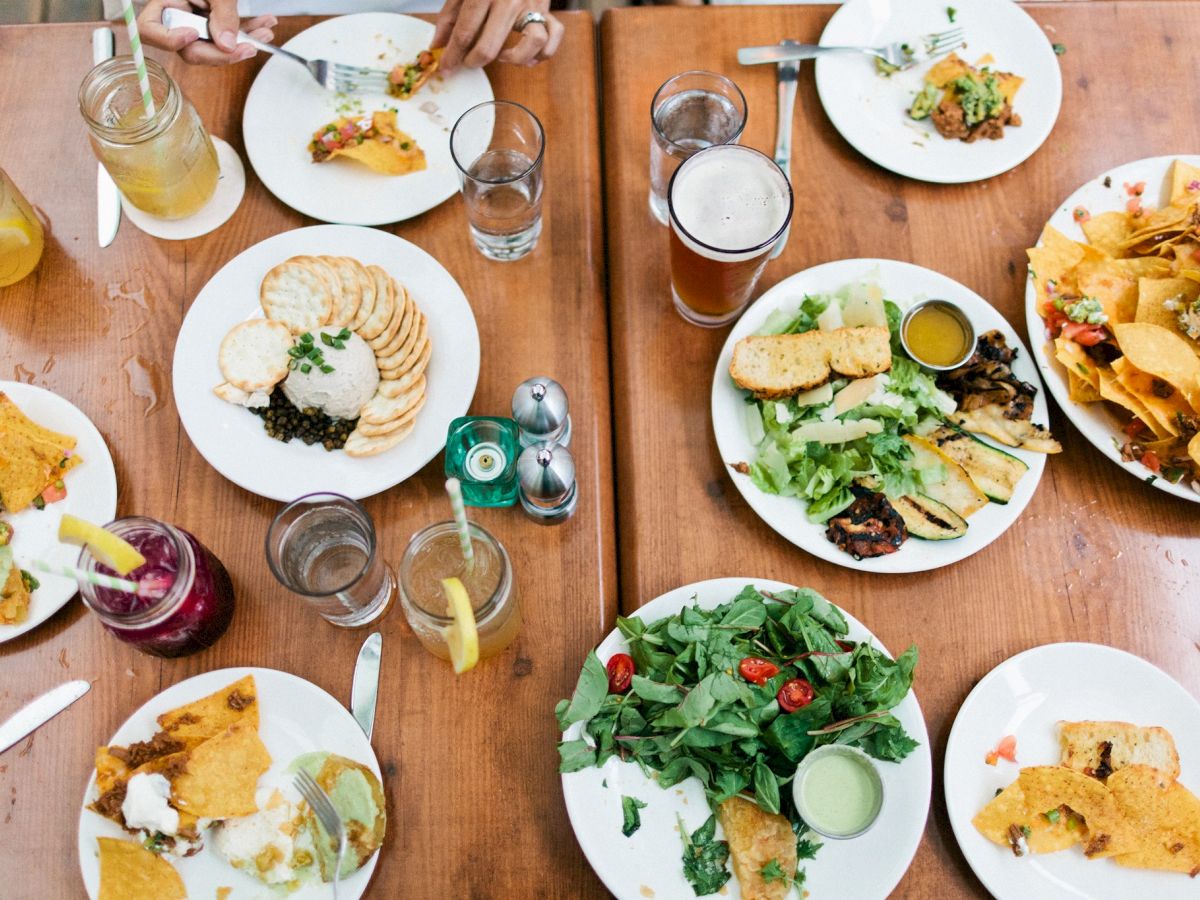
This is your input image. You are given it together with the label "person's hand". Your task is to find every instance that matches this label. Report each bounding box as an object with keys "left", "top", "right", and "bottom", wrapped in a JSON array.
[
  {"left": 432, "top": 0, "right": 565, "bottom": 72},
  {"left": 137, "top": 0, "right": 277, "bottom": 67}
]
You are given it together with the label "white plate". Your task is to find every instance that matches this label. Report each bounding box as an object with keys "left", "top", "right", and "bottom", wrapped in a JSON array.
[
  {"left": 78, "top": 667, "right": 382, "bottom": 899},
  {"left": 561, "top": 577, "right": 932, "bottom": 900},
  {"left": 944, "top": 643, "right": 1200, "bottom": 900},
  {"left": 243, "top": 13, "right": 493, "bottom": 225},
  {"left": 1023, "top": 154, "right": 1200, "bottom": 503},
  {"left": 172, "top": 224, "right": 479, "bottom": 501},
  {"left": 815, "top": 0, "right": 1062, "bottom": 183},
  {"left": 712, "top": 258, "right": 1049, "bottom": 574},
  {"left": 0, "top": 382, "right": 117, "bottom": 643}
]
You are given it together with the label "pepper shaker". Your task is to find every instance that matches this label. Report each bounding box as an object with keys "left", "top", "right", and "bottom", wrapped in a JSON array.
[
  {"left": 517, "top": 442, "right": 577, "bottom": 524},
  {"left": 511, "top": 376, "right": 571, "bottom": 448}
]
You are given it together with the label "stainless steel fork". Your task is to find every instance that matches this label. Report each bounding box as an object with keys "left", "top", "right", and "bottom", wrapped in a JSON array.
[
  {"left": 162, "top": 9, "right": 391, "bottom": 94},
  {"left": 738, "top": 27, "right": 964, "bottom": 70},
  {"left": 295, "top": 769, "right": 347, "bottom": 899}
]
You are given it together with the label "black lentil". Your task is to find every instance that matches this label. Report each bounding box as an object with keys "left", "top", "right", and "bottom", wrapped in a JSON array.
[{"left": 249, "top": 387, "right": 356, "bottom": 451}]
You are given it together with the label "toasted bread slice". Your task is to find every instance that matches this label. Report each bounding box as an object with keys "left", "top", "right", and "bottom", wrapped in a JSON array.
[
  {"left": 730, "top": 327, "right": 892, "bottom": 399},
  {"left": 1058, "top": 721, "right": 1181, "bottom": 782},
  {"left": 716, "top": 796, "right": 796, "bottom": 900}
]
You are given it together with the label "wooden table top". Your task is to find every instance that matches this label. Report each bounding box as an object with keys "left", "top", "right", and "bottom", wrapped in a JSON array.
[
  {"left": 0, "top": 13, "right": 614, "bottom": 899},
  {"left": 600, "top": 2, "right": 1200, "bottom": 897}
]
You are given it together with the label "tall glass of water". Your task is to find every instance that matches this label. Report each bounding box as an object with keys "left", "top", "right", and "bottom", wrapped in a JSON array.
[
  {"left": 266, "top": 493, "right": 395, "bottom": 628},
  {"left": 450, "top": 101, "right": 545, "bottom": 262},
  {"left": 649, "top": 71, "right": 747, "bottom": 226}
]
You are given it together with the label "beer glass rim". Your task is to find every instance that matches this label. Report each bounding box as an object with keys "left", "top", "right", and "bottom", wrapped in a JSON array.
[
  {"left": 666, "top": 144, "right": 794, "bottom": 257},
  {"left": 650, "top": 70, "right": 748, "bottom": 152},
  {"left": 449, "top": 99, "right": 545, "bottom": 185},
  {"left": 265, "top": 492, "right": 376, "bottom": 598}
]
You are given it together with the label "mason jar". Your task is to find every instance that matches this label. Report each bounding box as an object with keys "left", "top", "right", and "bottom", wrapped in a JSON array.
[{"left": 79, "top": 57, "right": 219, "bottom": 219}]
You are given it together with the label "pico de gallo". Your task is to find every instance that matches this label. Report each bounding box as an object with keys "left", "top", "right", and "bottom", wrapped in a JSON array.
[
  {"left": 387, "top": 48, "right": 441, "bottom": 100},
  {"left": 310, "top": 116, "right": 381, "bottom": 163}
]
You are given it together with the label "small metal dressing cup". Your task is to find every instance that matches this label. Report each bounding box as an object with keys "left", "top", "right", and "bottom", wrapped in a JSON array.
[{"left": 899, "top": 298, "right": 977, "bottom": 371}]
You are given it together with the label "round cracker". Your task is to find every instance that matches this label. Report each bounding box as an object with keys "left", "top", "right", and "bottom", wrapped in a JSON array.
[
  {"left": 379, "top": 315, "right": 426, "bottom": 374},
  {"left": 355, "top": 391, "right": 427, "bottom": 437},
  {"left": 343, "top": 421, "right": 415, "bottom": 457},
  {"left": 358, "top": 266, "right": 395, "bottom": 341},
  {"left": 359, "top": 376, "right": 426, "bottom": 425},
  {"left": 368, "top": 283, "right": 406, "bottom": 351},
  {"left": 323, "top": 256, "right": 362, "bottom": 328},
  {"left": 218, "top": 319, "right": 293, "bottom": 392},
  {"left": 375, "top": 285, "right": 416, "bottom": 359},
  {"left": 349, "top": 260, "right": 376, "bottom": 333},
  {"left": 260, "top": 259, "right": 334, "bottom": 333},
  {"left": 378, "top": 341, "right": 431, "bottom": 397},
  {"left": 290, "top": 256, "right": 342, "bottom": 329}
]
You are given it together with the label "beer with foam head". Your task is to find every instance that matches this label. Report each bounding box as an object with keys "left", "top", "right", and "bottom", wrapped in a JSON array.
[{"left": 667, "top": 144, "right": 792, "bottom": 326}]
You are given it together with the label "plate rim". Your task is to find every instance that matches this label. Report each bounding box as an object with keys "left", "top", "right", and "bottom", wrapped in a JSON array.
[
  {"left": 1022, "top": 152, "right": 1200, "bottom": 503},
  {"left": 710, "top": 257, "right": 1048, "bottom": 574},
  {"left": 814, "top": 0, "right": 1063, "bottom": 184},
  {"left": 560, "top": 576, "right": 933, "bottom": 900}
]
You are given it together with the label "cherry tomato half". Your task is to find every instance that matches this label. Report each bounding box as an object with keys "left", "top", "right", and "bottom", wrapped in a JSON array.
[
  {"left": 777, "top": 678, "right": 815, "bottom": 713},
  {"left": 606, "top": 653, "right": 635, "bottom": 694},
  {"left": 738, "top": 657, "right": 781, "bottom": 686},
  {"left": 1141, "top": 450, "right": 1162, "bottom": 474},
  {"left": 1124, "top": 417, "right": 1148, "bottom": 439}
]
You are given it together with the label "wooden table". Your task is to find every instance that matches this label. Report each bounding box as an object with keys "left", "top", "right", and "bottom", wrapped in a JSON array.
[
  {"left": 0, "top": 14, "right": 614, "bottom": 898},
  {"left": 601, "top": 2, "right": 1200, "bottom": 896}
]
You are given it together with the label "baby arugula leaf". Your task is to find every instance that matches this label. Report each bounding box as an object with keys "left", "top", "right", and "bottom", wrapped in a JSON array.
[
  {"left": 557, "top": 739, "right": 597, "bottom": 773},
  {"left": 621, "top": 795, "right": 648, "bottom": 837},
  {"left": 680, "top": 814, "right": 731, "bottom": 896},
  {"left": 555, "top": 651, "right": 608, "bottom": 731}
]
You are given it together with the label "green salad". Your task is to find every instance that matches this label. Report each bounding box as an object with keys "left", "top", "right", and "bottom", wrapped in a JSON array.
[
  {"left": 557, "top": 585, "right": 919, "bottom": 894},
  {"left": 742, "top": 280, "right": 958, "bottom": 523}
]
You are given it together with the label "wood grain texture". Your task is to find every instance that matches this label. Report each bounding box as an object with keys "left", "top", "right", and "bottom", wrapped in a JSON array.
[
  {"left": 0, "top": 14, "right": 612, "bottom": 898},
  {"left": 601, "top": 3, "right": 1200, "bottom": 897}
]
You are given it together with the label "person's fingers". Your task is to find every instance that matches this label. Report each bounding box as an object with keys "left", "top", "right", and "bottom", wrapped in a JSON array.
[
  {"left": 243, "top": 14, "right": 277, "bottom": 33},
  {"left": 208, "top": 0, "right": 241, "bottom": 52},
  {"left": 463, "top": 0, "right": 525, "bottom": 69},
  {"left": 534, "top": 14, "right": 564, "bottom": 63},
  {"left": 179, "top": 39, "right": 254, "bottom": 66},
  {"left": 137, "top": 0, "right": 199, "bottom": 53},
  {"left": 497, "top": 23, "right": 548, "bottom": 67},
  {"left": 246, "top": 25, "right": 274, "bottom": 44},
  {"left": 439, "top": 0, "right": 495, "bottom": 72},
  {"left": 431, "top": 0, "right": 465, "bottom": 50}
]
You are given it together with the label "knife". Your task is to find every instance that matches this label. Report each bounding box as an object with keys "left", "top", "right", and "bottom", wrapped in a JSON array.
[
  {"left": 350, "top": 632, "right": 382, "bottom": 741},
  {"left": 770, "top": 41, "right": 800, "bottom": 261},
  {"left": 93, "top": 27, "right": 121, "bottom": 248},
  {"left": 0, "top": 680, "right": 91, "bottom": 755}
]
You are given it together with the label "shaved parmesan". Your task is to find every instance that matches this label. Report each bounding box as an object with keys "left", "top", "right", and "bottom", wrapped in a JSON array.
[{"left": 791, "top": 418, "right": 883, "bottom": 444}]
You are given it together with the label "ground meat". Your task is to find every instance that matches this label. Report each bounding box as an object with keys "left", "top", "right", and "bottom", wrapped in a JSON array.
[
  {"left": 1094, "top": 741, "right": 1114, "bottom": 780},
  {"left": 729, "top": 461, "right": 750, "bottom": 475},
  {"left": 108, "top": 732, "right": 185, "bottom": 770},
  {"left": 227, "top": 690, "right": 255, "bottom": 711},
  {"left": 92, "top": 782, "right": 128, "bottom": 822},
  {"left": 159, "top": 752, "right": 190, "bottom": 780},
  {"left": 171, "top": 713, "right": 199, "bottom": 726},
  {"left": 1151, "top": 378, "right": 1176, "bottom": 399},
  {"left": 825, "top": 489, "right": 907, "bottom": 560},
  {"left": 1084, "top": 834, "right": 1111, "bottom": 857},
  {"left": 1006, "top": 823, "right": 1026, "bottom": 857},
  {"left": 931, "top": 99, "right": 1021, "bottom": 143}
]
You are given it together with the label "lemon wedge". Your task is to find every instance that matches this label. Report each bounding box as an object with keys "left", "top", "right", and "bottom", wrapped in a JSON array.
[
  {"left": 0, "top": 218, "right": 34, "bottom": 256},
  {"left": 440, "top": 576, "right": 479, "bottom": 674},
  {"left": 59, "top": 514, "right": 145, "bottom": 575}
]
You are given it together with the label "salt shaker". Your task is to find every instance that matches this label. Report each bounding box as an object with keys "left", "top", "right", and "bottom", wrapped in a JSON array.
[
  {"left": 517, "top": 442, "right": 577, "bottom": 524},
  {"left": 511, "top": 376, "right": 571, "bottom": 448}
]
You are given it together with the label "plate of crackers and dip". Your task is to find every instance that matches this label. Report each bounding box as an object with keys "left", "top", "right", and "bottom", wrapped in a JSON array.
[
  {"left": 1025, "top": 155, "right": 1200, "bottom": 500},
  {"left": 945, "top": 643, "right": 1200, "bottom": 899},
  {"left": 712, "top": 259, "right": 1056, "bottom": 575},
  {"left": 0, "top": 382, "right": 116, "bottom": 642},
  {"left": 815, "top": 0, "right": 1062, "bottom": 183},
  {"left": 242, "top": 13, "right": 493, "bottom": 225},
  {"left": 78, "top": 668, "right": 386, "bottom": 900},
  {"left": 172, "top": 224, "right": 479, "bottom": 502}
]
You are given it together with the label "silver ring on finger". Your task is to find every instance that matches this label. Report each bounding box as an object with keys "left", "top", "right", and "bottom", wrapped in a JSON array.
[{"left": 513, "top": 11, "right": 548, "bottom": 32}]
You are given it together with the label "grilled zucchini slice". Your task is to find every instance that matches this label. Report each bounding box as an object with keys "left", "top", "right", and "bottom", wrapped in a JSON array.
[
  {"left": 891, "top": 494, "right": 968, "bottom": 540},
  {"left": 927, "top": 426, "right": 1029, "bottom": 504},
  {"left": 902, "top": 434, "right": 989, "bottom": 518},
  {"left": 948, "top": 406, "right": 1062, "bottom": 454}
]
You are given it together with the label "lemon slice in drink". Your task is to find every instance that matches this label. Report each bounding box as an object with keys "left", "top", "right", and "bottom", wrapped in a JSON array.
[
  {"left": 440, "top": 577, "right": 479, "bottom": 674},
  {"left": 0, "top": 217, "right": 35, "bottom": 282},
  {"left": 59, "top": 514, "right": 145, "bottom": 575}
]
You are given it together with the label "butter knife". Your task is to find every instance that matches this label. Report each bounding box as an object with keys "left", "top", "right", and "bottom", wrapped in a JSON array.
[
  {"left": 0, "top": 680, "right": 91, "bottom": 755},
  {"left": 93, "top": 27, "right": 121, "bottom": 248},
  {"left": 350, "top": 632, "right": 381, "bottom": 741},
  {"left": 770, "top": 41, "right": 800, "bottom": 261}
]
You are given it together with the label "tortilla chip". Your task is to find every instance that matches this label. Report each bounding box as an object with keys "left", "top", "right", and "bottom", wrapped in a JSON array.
[
  {"left": 1068, "top": 372, "right": 1103, "bottom": 403},
  {"left": 0, "top": 392, "right": 81, "bottom": 513},
  {"left": 1078, "top": 260, "right": 1139, "bottom": 325},
  {"left": 1108, "top": 765, "right": 1200, "bottom": 875},
  {"left": 1096, "top": 366, "right": 1166, "bottom": 437},
  {"left": 330, "top": 111, "right": 425, "bottom": 176},
  {"left": 925, "top": 52, "right": 972, "bottom": 87},
  {"left": 1189, "top": 431, "right": 1200, "bottom": 468},
  {"left": 1055, "top": 337, "right": 1100, "bottom": 389},
  {"left": 996, "top": 72, "right": 1023, "bottom": 104},
  {"left": 1058, "top": 721, "right": 1181, "bottom": 782},
  {"left": 1018, "top": 766, "right": 1134, "bottom": 858},
  {"left": 1170, "top": 161, "right": 1200, "bottom": 207},
  {"left": 157, "top": 675, "right": 258, "bottom": 746},
  {"left": 169, "top": 724, "right": 270, "bottom": 818},
  {"left": 1173, "top": 241, "right": 1200, "bottom": 273},
  {"left": 1112, "top": 357, "right": 1188, "bottom": 437},
  {"left": 1082, "top": 212, "right": 1132, "bottom": 258},
  {"left": 1113, "top": 322, "right": 1200, "bottom": 410},
  {"left": 1135, "top": 278, "right": 1200, "bottom": 359},
  {"left": 97, "top": 837, "right": 186, "bottom": 900},
  {"left": 973, "top": 779, "right": 1083, "bottom": 854}
]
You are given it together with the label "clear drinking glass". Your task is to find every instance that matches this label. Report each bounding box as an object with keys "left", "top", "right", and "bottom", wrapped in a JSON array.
[
  {"left": 398, "top": 521, "right": 520, "bottom": 662},
  {"left": 649, "top": 70, "right": 747, "bottom": 226},
  {"left": 79, "top": 57, "right": 219, "bottom": 220},
  {"left": 0, "top": 168, "right": 45, "bottom": 288},
  {"left": 667, "top": 144, "right": 793, "bottom": 327},
  {"left": 266, "top": 493, "right": 395, "bottom": 628},
  {"left": 450, "top": 100, "right": 545, "bottom": 261}
]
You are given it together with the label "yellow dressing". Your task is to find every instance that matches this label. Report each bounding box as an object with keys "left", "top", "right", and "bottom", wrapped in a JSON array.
[{"left": 904, "top": 303, "right": 973, "bottom": 367}]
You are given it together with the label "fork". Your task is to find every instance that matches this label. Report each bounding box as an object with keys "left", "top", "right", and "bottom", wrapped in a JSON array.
[
  {"left": 295, "top": 769, "right": 346, "bottom": 898},
  {"left": 162, "top": 8, "right": 391, "bottom": 93},
  {"left": 738, "top": 27, "right": 964, "bottom": 70}
]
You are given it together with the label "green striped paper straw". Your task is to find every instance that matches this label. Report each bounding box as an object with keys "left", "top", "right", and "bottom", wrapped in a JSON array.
[
  {"left": 121, "top": 0, "right": 156, "bottom": 118},
  {"left": 27, "top": 559, "right": 139, "bottom": 595},
  {"left": 444, "top": 478, "right": 475, "bottom": 571}
]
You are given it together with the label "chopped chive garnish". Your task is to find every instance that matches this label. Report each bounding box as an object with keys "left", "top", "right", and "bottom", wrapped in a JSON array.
[
  {"left": 321, "top": 332, "right": 335, "bottom": 347},
  {"left": 320, "top": 364, "right": 335, "bottom": 374},
  {"left": 338, "top": 328, "right": 351, "bottom": 340},
  {"left": 301, "top": 363, "right": 312, "bottom": 374},
  {"left": 332, "top": 339, "right": 346, "bottom": 350},
  {"left": 288, "top": 346, "right": 305, "bottom": 358}
]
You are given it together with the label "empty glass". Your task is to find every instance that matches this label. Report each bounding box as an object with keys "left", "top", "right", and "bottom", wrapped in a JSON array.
[
  {"left": 266, "top": 493, "right": 395, "bottom": 627},
  {"left": 649, "top": 71, "right": 747, "bottom": 226},
  {"left": 450, "top": 100, "right": 545, "bottom": 261}
]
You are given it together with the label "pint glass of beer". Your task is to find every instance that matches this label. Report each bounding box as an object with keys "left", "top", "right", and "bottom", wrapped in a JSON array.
[{"left": 667, "top": 145, "right": 793, "bottom": 327}]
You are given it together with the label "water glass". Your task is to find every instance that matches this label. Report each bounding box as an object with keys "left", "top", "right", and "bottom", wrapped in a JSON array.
[
  {"left": 649, "top": 70, "right": 747, "bottom": 225},
  {"left": 450, "top": 100, "right": 545, "bottom": 261},
  {"left": 266, "top": 493, "right": 395, "bottom": 628}
]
